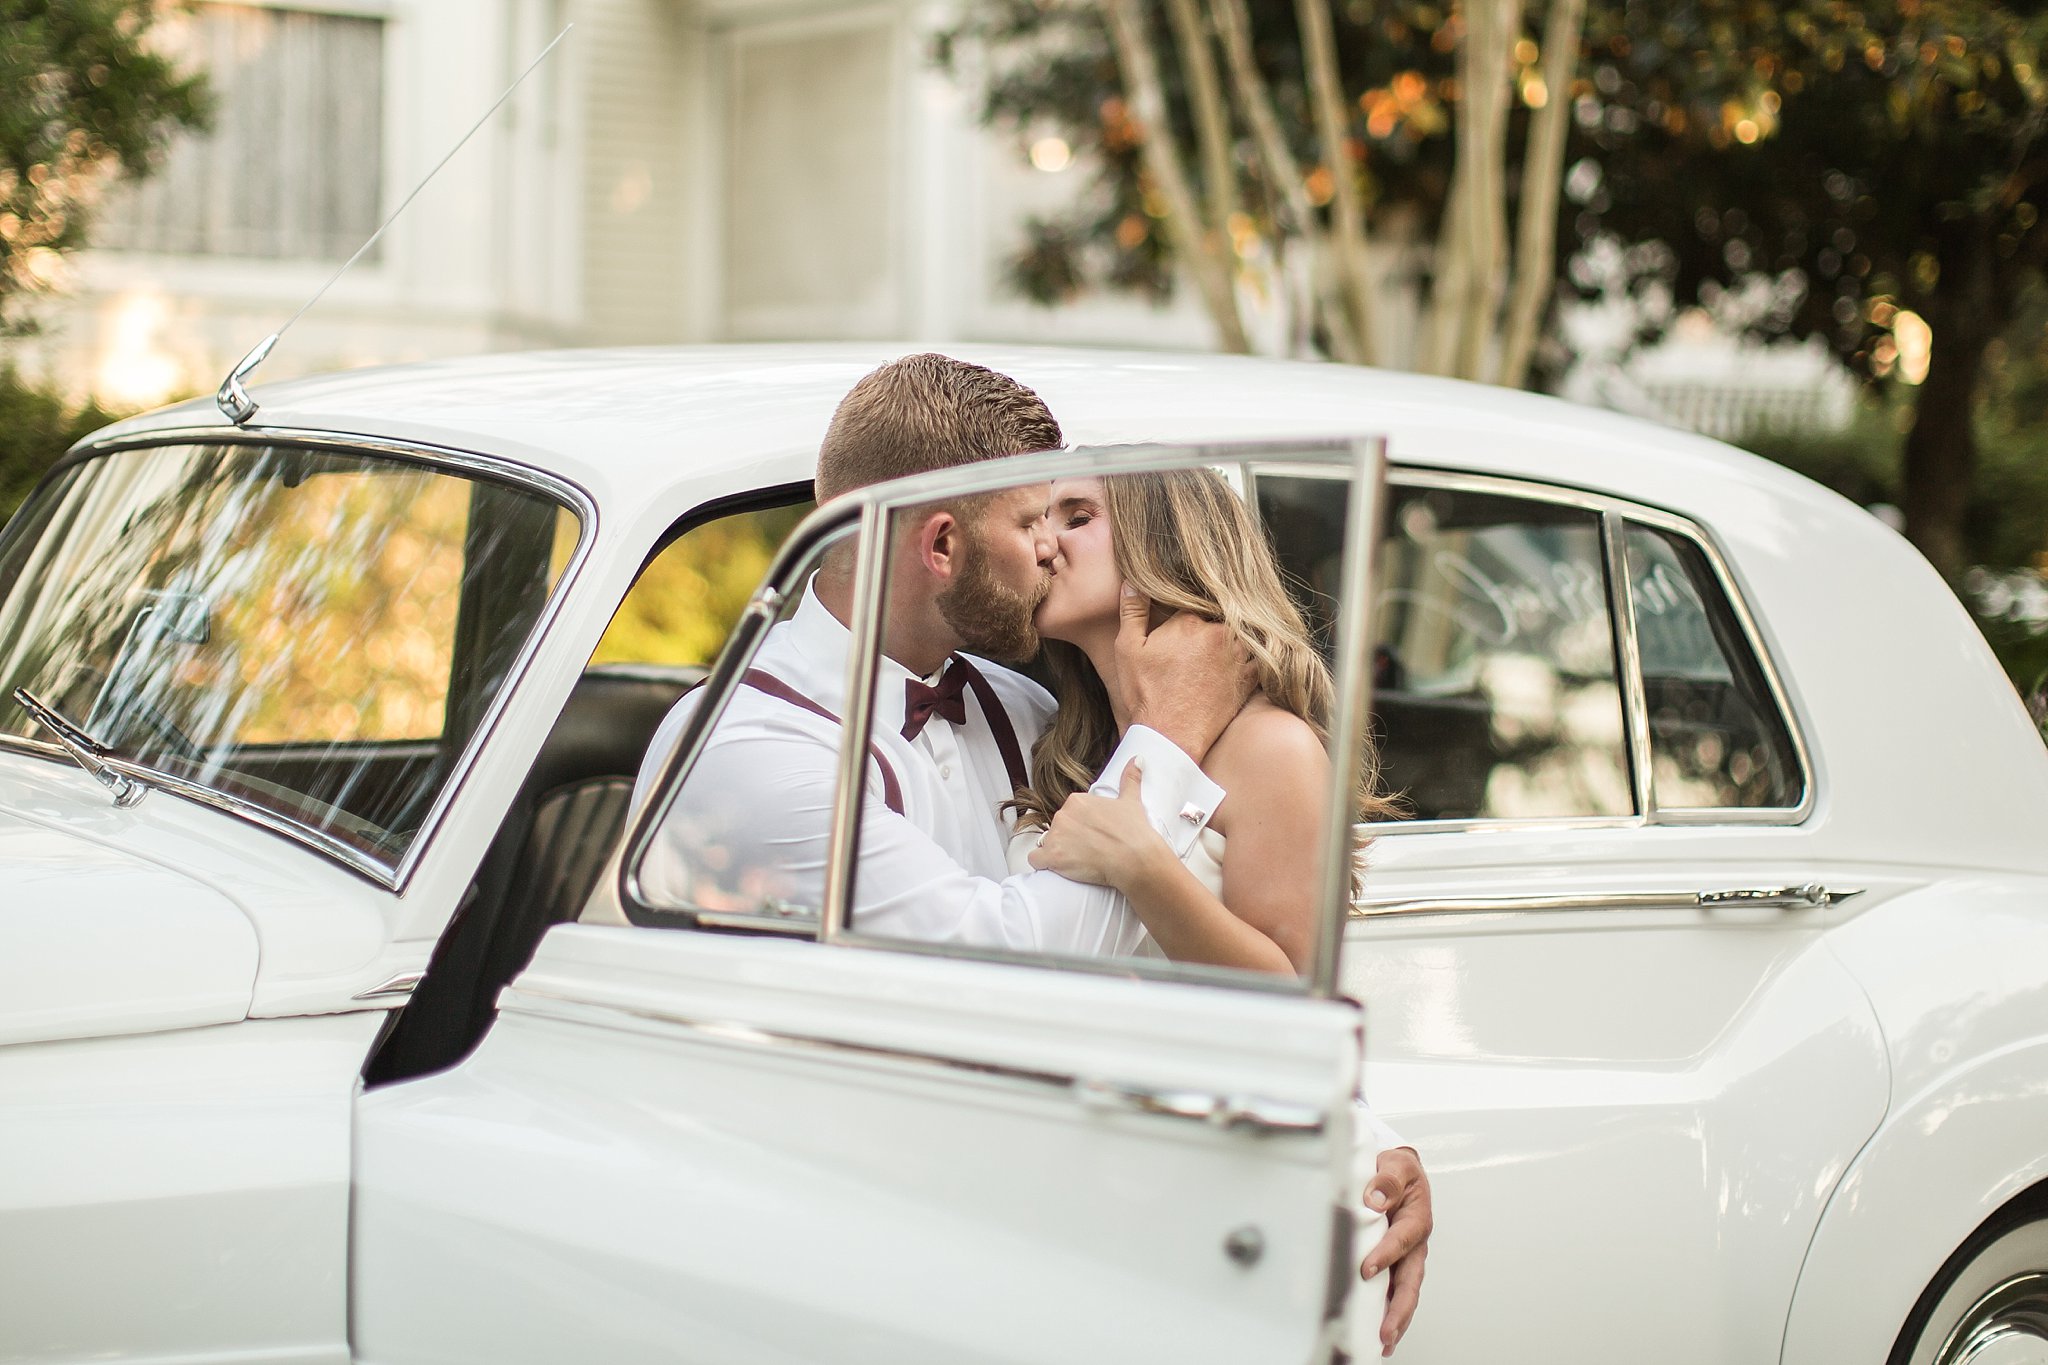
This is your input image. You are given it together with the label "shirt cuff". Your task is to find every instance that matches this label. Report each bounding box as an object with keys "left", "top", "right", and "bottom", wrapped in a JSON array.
[
  {"left": 1090, "top": 724, "right": 1226, "bottom": 859},
  {"left": 1355, "top": 1095, "right": 1407, "bottom": 1155}
]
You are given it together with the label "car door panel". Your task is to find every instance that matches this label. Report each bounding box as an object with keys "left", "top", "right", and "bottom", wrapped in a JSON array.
[
  {"left": 1342, "top": 837, "right": 1892, "bottom": 1365},
  {"left": 354, "top": 438, "right": 1388, "bottom": 1364},
  {"left": 353, "top": 928, "right": 1361, "bottom": 1365}
]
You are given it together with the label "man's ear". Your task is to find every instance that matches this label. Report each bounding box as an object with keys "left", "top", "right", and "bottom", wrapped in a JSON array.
[{"left": 913, "top": 508, "right": 961, "bottom": 583}]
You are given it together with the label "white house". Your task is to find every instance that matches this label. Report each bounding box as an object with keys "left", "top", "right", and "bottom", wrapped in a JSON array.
[
  {"left": 24, "top": 0, "right": 1214, "bottom": 411},
  {"left": 23, "top": 0, "right": 1851, "bottom": 445}
]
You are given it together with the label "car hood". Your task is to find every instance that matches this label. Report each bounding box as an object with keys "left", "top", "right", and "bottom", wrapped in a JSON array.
[{"left": 0, "top": 800, "right": 258, "bottom": 1046}]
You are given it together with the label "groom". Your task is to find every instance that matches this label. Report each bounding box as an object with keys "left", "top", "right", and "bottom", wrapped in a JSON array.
[{"left": 626, "top": 352, "right": 1433, "bottom": 1354}]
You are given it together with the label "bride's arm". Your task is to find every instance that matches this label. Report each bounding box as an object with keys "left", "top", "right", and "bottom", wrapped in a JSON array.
[
  {"left": 1026, "top": 706, "right": 1326, "bottom": 976},
  {"left": 1204, "top": 705, "right": 1330, "bottom": 974},
  {"left": 1025, "top": 762, "right": 1300, "bottom": 976}
]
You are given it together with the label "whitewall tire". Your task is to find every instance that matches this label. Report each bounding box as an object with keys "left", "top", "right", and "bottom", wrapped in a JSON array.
[{"left": 1895, "top": 1206, "right": 2048, "bottom": 1365}]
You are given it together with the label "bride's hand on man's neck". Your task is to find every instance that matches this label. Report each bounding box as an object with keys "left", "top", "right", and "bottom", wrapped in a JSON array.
[{"left": 1070, "top": 627, "right": 1132, "bottom": 732}]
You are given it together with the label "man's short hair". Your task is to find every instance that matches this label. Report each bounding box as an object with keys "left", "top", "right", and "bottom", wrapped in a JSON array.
[{"left": 816, "top": 353, "right": 1063, "bottom": 504}]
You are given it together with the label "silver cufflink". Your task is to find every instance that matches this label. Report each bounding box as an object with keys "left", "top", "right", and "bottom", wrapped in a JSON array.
[{"left": 1178, "top": 802, "right": 1206, "bottom": 824}]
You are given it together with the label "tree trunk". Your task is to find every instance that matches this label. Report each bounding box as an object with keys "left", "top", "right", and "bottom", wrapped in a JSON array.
[
  {"left": 1454, "top": 0, "right": 1525, "bottom": 381},
  {"left": 1298, "top": 0, "right": 1380, "bottom": 362},
  {"left": 1499, "top": 0, "right": 1586, "bottom": 388},
  {"left": 1901, "top": 314, "right": 1992, "bottom": 584},
  {"left": 1104, "top": 0, "right": 1252, "bottom": 354},
  {"left": 1210, "top": 0, "right": 1364, "bottom": 362},
  {"left": 1901, "top": 238, "right": 2002, "bottom": 582},
  {"left": 1164, "top": 0, "right": 1238, "bottom": 233}
]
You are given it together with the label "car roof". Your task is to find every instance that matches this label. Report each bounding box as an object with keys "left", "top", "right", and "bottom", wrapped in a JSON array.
[
  {"left": 77, "top": 343, "right": 2048, "bottom": 876},
  {"left": 98, "top": 341, "right": 1830, "bottom": 526}
]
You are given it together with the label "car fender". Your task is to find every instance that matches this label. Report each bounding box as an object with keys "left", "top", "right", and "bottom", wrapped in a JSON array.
[
  {"left": 1786, "top": 874, "right": 2048, "bottom": 1365},
  {"left": 0, "top": 781, "right": 256, "bottom": 1045}
]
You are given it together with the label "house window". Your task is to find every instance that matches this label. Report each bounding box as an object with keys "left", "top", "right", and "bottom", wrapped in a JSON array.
[{"left": 96, "top": 4, "right": 384, "bottom": 261}]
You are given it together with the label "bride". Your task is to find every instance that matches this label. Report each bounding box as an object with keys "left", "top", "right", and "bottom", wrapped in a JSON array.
[{"left": 1010, "top": 466, "right": 1400, "bottom": 976}]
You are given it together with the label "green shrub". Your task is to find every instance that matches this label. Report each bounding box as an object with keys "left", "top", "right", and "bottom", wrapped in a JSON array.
[{"left": 0, "top": 367, "right": 124, "bottom": 524}]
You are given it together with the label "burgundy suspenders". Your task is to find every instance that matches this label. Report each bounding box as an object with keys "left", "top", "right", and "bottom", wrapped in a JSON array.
[
  {"left": 740, "top": 669, "right": 906, "bottom": 816},
  {"left": 946, "top": 656, "right": 1030, "bottom": 795},
  {"left": 739, "top": 655, "right": 1029, "bottom": 818}
]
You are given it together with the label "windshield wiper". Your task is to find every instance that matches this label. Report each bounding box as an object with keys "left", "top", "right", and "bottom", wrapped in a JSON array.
[{"left": 10, "top": 687, "right": 152, "bottom": 807}]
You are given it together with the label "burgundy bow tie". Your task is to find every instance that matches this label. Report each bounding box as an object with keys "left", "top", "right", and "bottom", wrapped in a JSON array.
[{"left": 903, "top": 659, "right": 972, "bottom": 740}]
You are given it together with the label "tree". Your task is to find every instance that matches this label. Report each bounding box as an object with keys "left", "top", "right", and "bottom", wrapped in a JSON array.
[
  {"left": 940, "top": 0, "right": 1587, "bottom": 384},
  {"left": 948, "top": 1, "right": 2048, "bottom": 582},
  {"left": 0, "top": 365, "right": 119, "bottom": 519},
  {"left": 1552, "top": 0, "right": 2048, "bottom": 582},
  {"left": 0, "top": 0, "right": 209, "bottom": 333}
]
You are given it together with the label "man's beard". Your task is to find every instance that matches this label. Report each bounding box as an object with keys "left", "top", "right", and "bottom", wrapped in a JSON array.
[{"left": 937, "top": 537, "right": 1047, "bottom": 663}]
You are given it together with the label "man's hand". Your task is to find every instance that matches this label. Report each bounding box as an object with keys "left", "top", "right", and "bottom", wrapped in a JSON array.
[
  {"left": 1116, "top": 586, "right": 1256, "bottom": 764},
  {"left": 1362, "top": 1146, "right": 1432, "bottom": 1356}
]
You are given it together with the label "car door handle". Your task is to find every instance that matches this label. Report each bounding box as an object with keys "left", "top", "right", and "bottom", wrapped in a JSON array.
[
  {"left": 1698, "top": 883, "right": 1861, "bottom": 910},
  {"left": 1074, "top": 1077, "right": 1327, "bottom": 1136},
  {"left": 1354, "top": 883, "right": 1865, "bottom": 917}
]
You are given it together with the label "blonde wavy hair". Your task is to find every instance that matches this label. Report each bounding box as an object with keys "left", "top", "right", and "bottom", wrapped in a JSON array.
[{"left": 1008, "top": 467, "right": 1402, "bottom": 831}]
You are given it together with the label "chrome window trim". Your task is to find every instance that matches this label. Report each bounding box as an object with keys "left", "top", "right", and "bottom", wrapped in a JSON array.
[
  {"left": 617, "top": 511, "right": 859, "bottom": 918},
  {"left": 1604, "top": 511, "right": 1656, "bottom": 816},
  {"left": 1350, "top": 882, "right": 1862, "bottom": 919},
  {"left": 2, "top": 426, "right": 600, "bottom": 891},
  {"left": 1361, "top": 811, "right": 1644, "bottom": 836},
  {"left": 1262, "top": 462, "right": 1816, "bottom": 831},
  {"left": 827, "top": 929, "right": 1314, "bottom": 996},
  {"left": 1310, "top": 438, "right": 1388, "bottom": 994}
]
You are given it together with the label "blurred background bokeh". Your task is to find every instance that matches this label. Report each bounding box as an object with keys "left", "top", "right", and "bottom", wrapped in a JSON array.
[{"left": 0, "top": 0, "right": 2042, "bottom": 691}]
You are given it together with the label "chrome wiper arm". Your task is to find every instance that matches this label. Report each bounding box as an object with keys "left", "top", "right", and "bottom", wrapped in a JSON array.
[{"left": 10, "top": 687, "right": 149, "bottom": 807}]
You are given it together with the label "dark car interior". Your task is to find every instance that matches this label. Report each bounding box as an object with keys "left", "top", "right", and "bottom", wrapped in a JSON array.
[{"left": 364, "top": 663, "right": 700, "bottom": 1084}]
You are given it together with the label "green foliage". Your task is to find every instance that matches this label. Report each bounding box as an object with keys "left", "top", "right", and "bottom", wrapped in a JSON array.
[
  {"left": 589, "top": 503, "right": 814, "bottom": 668},
  {"left": 1577, "top": 0, "right": 2048, "bottom": 375},
  {"left": 1742, "top": 283, "right": 2048, "bottom": 688},
  {"left": 0, "top": 0, "right": 209, "bottom": 331},
  {"left": 1747, "top": 282, "right": 2048, "bottom": 570},
  {"left": 937, "top": 0, "right": 1467, "bottom": 309},
  {"left": 0, "top": 364, "right": 122, "bottom": 522},
  {"left": 944, "top": 1, "right": 2047, "bottom": 577}
]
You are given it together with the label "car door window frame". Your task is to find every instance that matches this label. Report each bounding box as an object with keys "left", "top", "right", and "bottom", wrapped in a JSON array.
[
  {"left": 1244, "top": 463, "right": 1813, "bottom": 837},
  {"left": 620, "top": 437, "right": 1388, "bottom": 1000}
]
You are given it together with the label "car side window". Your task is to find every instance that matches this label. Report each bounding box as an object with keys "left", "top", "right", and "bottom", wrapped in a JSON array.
[
  {"left": 590, "top": 496, "right": 814, "bottom": 669},
  {"left": 1624, "top": 522, "right": 1804, "bottom": 810},
  {"left": 1259, "top": 473, "right": 1633, "bottom": 823}
]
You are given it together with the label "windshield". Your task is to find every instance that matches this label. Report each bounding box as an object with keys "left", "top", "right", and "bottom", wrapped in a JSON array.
[{"left": 0, "top": 441, "right": 579, "bottom": 871}]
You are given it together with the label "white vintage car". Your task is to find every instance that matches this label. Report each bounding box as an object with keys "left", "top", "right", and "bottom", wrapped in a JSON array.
[{"left": 2, "top": 344, "right": 2045, "bottom": 1365}]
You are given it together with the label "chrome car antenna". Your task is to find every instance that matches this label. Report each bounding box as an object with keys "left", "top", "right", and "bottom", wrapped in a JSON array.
[{"left": 215, "top": 24, "right": 573, "bottom": 425}]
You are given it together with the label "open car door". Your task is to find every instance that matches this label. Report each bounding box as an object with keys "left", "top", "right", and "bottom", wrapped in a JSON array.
[{"left": 350, "top": 437, "right": 1388, "bottom": 1365}]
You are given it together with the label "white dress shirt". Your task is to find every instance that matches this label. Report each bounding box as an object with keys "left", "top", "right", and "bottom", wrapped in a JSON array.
[{"left": 627, "top": 580, "right": 1226, "bottom": 953}]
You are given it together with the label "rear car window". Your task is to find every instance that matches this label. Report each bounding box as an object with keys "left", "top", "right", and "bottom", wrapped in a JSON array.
[{"left": 1624, "top": 522, "right": 1804, "bottom": 810}]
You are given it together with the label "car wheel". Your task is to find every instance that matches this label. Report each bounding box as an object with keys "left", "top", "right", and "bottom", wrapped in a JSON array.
[{"left": 1893, "top": 1203, "right": 2048, "bottom": 1365}]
